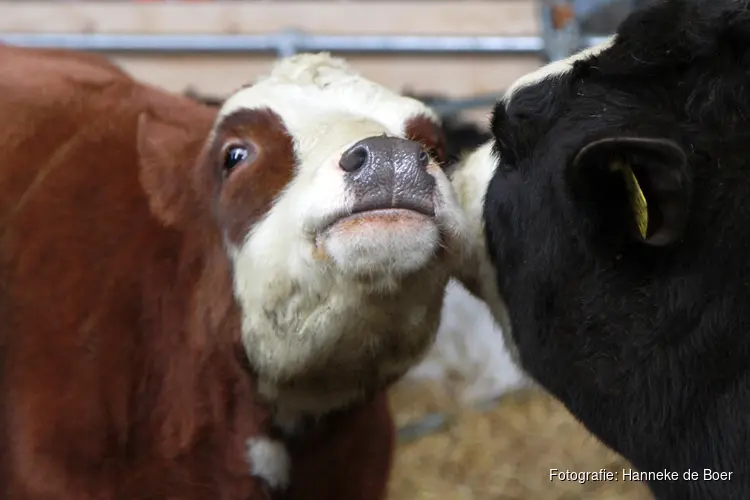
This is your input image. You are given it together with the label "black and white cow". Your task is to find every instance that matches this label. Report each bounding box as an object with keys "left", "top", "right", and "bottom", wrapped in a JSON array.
[{"left": 451, "top": 1, "right": 750, "bottom": 499}]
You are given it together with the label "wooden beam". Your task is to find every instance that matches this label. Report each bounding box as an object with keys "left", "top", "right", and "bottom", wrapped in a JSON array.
[
  {"left": 114, "top": 53, "right": 541, "bottom": 117},
  {"left": 0, "top": 1, "right": 539, "bottom": 36},
  {"left": 0, "top": 1, "right": 544, "bottom": 123}
]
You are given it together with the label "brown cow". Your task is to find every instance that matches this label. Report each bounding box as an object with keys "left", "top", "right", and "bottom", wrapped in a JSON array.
[{"left": 0, "top": 46, "right": 469, "bottom": 499}]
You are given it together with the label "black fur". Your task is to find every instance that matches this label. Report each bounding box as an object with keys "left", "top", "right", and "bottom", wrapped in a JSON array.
[{"left": 483, "top": 1, "right": 750, "bottom": 499}]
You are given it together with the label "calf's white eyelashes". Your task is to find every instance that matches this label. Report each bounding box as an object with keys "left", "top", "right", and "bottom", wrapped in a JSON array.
[{"left": 209, "top": 53, "right": 470, "bottom": 419}]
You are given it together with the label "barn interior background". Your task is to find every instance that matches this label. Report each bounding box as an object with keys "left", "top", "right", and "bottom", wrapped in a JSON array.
[{"left": 1, "top": 1, "right": 654, "bottom": 498}]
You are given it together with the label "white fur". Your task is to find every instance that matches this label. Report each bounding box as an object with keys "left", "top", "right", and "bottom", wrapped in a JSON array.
[
  {"left": 450, "top": 142, "right": 513, "bottom": 340},
  {"left": 319, "top": 211, "right": 442, "bottom": 277},
  {"left": 220, "top": 53, "right": 437, "bottom": 143},
  {"left": 444, "top": 39, "right": 617, "bottom": 375},
  {"left": 215, "top": 53, "right": 471, "bottom": 418},
  {"left": 246, "top": 437, "right": 290, "bottom": 490},
  {"left": 503, "top": 36, "right": 616, "bottom": 104},
  {"left": 406, "top": 279, "right": 529, "bottom": 404}
]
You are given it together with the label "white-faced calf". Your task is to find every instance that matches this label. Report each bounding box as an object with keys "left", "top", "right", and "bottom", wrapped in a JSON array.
[{"left": 0, "top": 46, "right": 468, "bottom": 500}]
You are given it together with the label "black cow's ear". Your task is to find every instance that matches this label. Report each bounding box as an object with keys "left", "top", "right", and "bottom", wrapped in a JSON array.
[{"left": 570, "top": 136, "right": 690, "bottom": 246}]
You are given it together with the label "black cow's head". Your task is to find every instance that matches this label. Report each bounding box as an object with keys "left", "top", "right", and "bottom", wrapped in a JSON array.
[{"left": 450, "top": 1, "right": 750, "bottom": 497}]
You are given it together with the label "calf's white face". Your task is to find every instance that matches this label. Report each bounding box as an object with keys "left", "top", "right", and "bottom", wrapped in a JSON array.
[{"left": 209, "top": 53, "right": 469, "bottom": 418}]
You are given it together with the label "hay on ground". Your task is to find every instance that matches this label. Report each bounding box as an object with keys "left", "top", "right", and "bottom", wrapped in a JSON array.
[{"left": 387, "top": 381, "right": 653, "bottom": 500}]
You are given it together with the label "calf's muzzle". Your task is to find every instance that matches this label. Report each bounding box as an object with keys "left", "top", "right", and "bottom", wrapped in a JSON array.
[{"left": 340, "top": 136, "right": 436, "bottom": 217}]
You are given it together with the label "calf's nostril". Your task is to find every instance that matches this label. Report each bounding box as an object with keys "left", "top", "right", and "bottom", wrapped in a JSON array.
[
  {"left": 339, "top": 144, "right": 369, "bottom": 172},
  {"left": 418, "top": 150, "right": 430, "bottom": 168}
]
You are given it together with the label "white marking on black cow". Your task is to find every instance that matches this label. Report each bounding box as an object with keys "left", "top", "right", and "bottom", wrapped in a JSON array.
[{"left": 503, "top": 36, "right": 616, "bottom": 105}]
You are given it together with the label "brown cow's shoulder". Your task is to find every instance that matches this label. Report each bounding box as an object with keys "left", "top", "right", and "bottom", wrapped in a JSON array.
[
  {"left": 0, "top": 47, "right": 269, "bottom": 500},
  {"left": 0, "top": 46, "right": 139, "bottom": 224}
]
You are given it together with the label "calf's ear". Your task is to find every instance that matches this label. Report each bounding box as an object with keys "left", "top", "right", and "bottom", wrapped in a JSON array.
[
  {"left": 570, "top": 136, "right": 689, "bottom": 246},
  {"left": 137, "top": 107, "right": 213, "bottom": 226}
]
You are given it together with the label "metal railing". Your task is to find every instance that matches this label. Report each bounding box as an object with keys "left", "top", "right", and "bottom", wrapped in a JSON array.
[
  {"left": 0, "top": 31, "right": 610, "bottom": 57},
  {"left": 0, "top": 0, "right": 631, "bottom": 116}
]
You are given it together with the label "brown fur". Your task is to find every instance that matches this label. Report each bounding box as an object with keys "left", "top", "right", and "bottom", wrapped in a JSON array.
[
  {"left": 0, "top": 44, "right": 269, "bottom": 500},
  {"left": 280, "top": 393, "right": 394, "bottom": 500},
  {"left": 0, "top": 45, "right": 396, "bottom": 500},
  {"left": 405, "top": 115, "right": 449, "bottom": 166},
  {"left": 209, "top": 109, "right": 297, "bottom": 246}
]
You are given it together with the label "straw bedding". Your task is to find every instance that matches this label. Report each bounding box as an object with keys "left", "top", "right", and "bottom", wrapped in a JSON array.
[{"left": 386, "top": 380, "right": 653, "bottom": 500}]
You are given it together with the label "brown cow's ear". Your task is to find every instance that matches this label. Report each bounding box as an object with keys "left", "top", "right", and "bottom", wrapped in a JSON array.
[
  {"left": 569, "top": 136, "right": 690, "bottom": 247},
  {"left": 137, "top": 110, "right": 207, "bottom": 225}
]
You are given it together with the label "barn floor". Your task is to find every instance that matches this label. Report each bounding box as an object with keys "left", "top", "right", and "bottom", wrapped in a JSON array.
[{"left": 386, "top": 381, "right": 653, "bottom": 500}]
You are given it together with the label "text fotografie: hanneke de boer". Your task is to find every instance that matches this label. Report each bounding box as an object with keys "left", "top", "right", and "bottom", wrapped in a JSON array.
[{"left": 550, "top": 468, "right": 733, "bottom": 484}]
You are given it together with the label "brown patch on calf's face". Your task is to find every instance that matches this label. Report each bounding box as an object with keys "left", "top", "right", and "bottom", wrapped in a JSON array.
[
  {"left": 208, "top": 109, "right": 297, "bottom": 246},
  {"left": 405, "top": 115, "right": 448, "bottom": 167}
]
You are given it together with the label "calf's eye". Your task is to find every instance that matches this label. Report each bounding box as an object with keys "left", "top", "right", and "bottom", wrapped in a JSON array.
[{"left": 223, "top": 146, "right": 249, "bottom": 174}]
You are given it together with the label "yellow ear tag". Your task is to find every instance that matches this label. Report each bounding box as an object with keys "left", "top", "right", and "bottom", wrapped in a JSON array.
[{"left": 611, "top": 160, "right": 649, "bottom": 238}]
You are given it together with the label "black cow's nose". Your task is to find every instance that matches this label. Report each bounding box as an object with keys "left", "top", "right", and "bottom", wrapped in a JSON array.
[{"left": 339, "top": 136, "right": 431, "bottom": 173}]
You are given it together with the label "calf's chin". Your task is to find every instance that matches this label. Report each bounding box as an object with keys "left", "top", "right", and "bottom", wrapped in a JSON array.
[{"left": 317, "top": 209, "right": 441, "bottom": 278}]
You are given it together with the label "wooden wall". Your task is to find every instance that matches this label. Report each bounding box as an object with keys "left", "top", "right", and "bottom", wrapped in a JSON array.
[{"left": 1, "top": 1, "right": 544, "bottom": 119}]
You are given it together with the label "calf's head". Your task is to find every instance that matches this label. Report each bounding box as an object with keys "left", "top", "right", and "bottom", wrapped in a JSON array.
[{"left": 138, "top": 53, "right": 468, "bottom": 420}]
